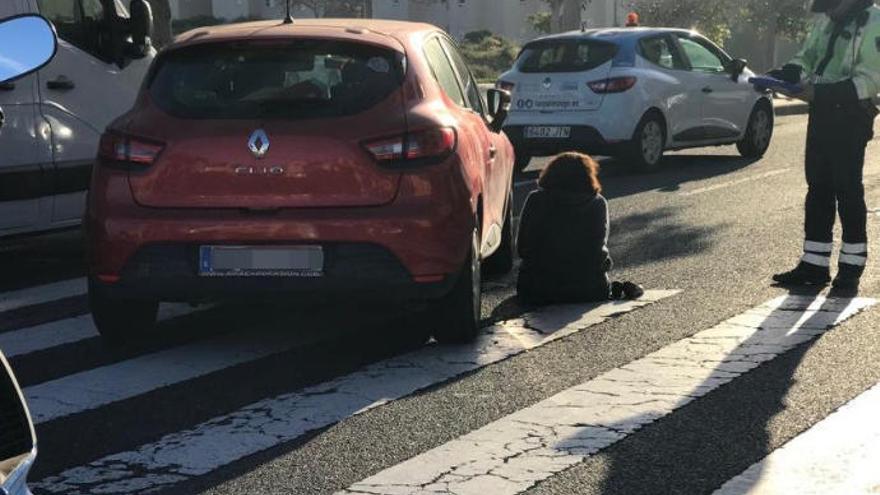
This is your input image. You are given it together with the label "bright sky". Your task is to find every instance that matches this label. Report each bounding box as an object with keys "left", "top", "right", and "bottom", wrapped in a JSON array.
[{"left": 0, "top": 16, "right": 55, "bottom": 83}]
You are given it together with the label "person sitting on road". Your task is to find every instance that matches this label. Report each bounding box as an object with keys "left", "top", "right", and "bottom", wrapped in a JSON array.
[{"left": 517, "top": 152, "right": 643, "bottom": 305}]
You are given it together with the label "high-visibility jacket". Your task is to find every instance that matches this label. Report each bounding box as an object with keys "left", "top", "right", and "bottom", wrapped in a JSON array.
[{"left": 791, "top": 5, "right": 880, "bottom": 101}]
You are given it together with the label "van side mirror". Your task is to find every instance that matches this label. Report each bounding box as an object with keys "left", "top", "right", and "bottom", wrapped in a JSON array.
[
  {"left": 487, "top": 88, "right": 511, "bottom": 133},
  {"left": 729, "top": 58, "right": 748, "bottom": 82},
  {"left": 0, "top": 15, "right": 58, "bottom": 84},
  {"left": 128, "top": 0, "right": 154, "bottom": 58},
  {"left": 0, "top": 352, "right": 37, "bottom": 495}
]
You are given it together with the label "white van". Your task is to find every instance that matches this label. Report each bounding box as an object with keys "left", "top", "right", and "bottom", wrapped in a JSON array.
[{"left": 0, "top": 0, "right": 154, "bottom": 237}]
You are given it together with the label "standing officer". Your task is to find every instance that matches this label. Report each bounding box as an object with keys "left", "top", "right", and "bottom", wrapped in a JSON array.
[{"left": 772, "top": 0, "right": 880, "bottom": 290}]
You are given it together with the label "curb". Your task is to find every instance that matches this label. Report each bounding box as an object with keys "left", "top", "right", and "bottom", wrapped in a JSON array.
[{"left": 773, "top": 99, "right": 809, "bottom": 117}]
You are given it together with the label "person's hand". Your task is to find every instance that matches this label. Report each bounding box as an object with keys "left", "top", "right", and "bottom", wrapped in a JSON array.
[
  {"left": 768, "top": 64, "right": 803, "bottom": 84},
  {"left": 791, "top": 82, "right": 814, "bottom": 103}
]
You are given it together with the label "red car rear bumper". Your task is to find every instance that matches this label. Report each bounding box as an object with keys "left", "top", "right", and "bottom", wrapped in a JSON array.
[{"left": 86, "top": 162, "right": 475, "bottom": 302}]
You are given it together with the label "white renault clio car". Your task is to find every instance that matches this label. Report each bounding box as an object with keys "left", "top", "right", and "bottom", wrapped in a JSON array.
[{"left": 497, "top": 28, "right": 774, "bottom": 172}]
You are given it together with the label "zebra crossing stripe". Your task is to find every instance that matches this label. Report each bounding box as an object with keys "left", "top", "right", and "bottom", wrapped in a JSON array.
[
  {"left": 715, "top": 381, "right": 880, "bottom": 494},
  {"left": 338, "top": 295, "right": 876, "bottom": 495},
  {"left": 0, "top": 304, "right": 199, "bottom": 358},
  {"left": 24, "top": 312, "right": 346, "bottom": 424},
  {"left": 31, "top": 290, "right": 678, "bottom": 495},
  {"left": 0, "top": 277, "right": 86, "bottom": 313}
]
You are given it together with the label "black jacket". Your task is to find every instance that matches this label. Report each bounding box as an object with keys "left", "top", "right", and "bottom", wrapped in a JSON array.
[{"left": 516, "top": 189, "right": 612, "bottom": 304}]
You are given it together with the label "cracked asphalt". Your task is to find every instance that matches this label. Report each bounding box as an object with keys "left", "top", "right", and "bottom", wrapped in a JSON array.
[{"left": 4, "top": 112, "right": 880, "bottom": 494}]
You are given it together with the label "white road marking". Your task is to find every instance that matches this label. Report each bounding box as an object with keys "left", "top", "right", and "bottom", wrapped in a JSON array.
[
  {"left": 24, "top": 307, "right": 349, "bottom": 424},
  {"left": 715, "top": 382, "right": 880, "bottom": 495},
  {"left": 338, "top": 295, "right": 876, "bottom": 495},
  {"left": 0, "top": 304, "right": 199, "bottom": 358},
  {"left": 679, "top": 169, "right": 792, "bottom": 197},
  {"left": 32, "top": 290, "right": 678, "bottom": 495},
  {"left": 0, "top": 277, "right": 86, "bottom": 313}
]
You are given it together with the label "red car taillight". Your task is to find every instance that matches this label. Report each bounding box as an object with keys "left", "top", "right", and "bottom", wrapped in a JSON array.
[
  {"left": 496, "top": 80, "right": 516, "bottom": 92},
  {"left": 364, "top": 128, "right": 457, "bottom": 167},
  {"left": 588, "top": 76, "right": 637, "bottom": 94},
  {"left": 98, "top": 132, "right": 164, "bottom": 169}
]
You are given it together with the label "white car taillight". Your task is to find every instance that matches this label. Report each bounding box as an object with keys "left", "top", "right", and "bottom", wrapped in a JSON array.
[{"left": 588, "top": 76, "right": 637, "bottom": 94}]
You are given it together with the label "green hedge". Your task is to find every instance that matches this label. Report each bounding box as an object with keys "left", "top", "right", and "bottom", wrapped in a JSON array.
[{"left": 458, "top": 31, "right": 520, "bottom": 83}]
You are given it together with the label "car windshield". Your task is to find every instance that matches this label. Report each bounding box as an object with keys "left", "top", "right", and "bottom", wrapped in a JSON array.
[
  {"left": 148, "top": 40, "right": 404, "bottom": 120},
  {"left": 517, "top": 39, "right": 618, "bottom": 73}
]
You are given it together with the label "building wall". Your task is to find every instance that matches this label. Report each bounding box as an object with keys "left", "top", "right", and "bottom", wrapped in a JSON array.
[
  {"left": 167, "top": 0, "right": 624, "bottom": 42},
  {"left": 212, "top": 0, "right": 249, "bottom": 20},
  {"left": 171, "top": 0, "right": 213, "bottom": 18},
  {"left": 372, "top": 0, "right": 548, "bottom": 42}
]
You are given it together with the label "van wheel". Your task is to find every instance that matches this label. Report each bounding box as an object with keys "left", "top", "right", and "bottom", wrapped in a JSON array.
[
  {"left": 432, "top": 228, "right": 482, "bottom": 344},
  {"left": 89, "top": 280, "right": 158, "bottom": 344},
  {"left": 628, "top": 112, "right": 666, "bottom": 172},
  {"left": 737, "top": 102, "right": 773, "bottom": 158},
  {"left": 483, "top": 190, "right": 514, "bottom": 276},
  {"left": 514, "top": 149, "right": 532, "bottom": 174}
]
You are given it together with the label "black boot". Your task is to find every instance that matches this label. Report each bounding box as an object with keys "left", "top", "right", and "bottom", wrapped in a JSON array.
[
  {"left": 832, "top": 264, "right": 863, "bottom": 291},
  {"left": 611, "top": 281, "right": 624, "bottom": 300},
  {"left": 610, "top": 281, "right": 644, "bottom": 300},
  {"left": 622, "top": 282, "right": 645, "bottom": 300},
  {"left": 772, "top": 262, "right": 831, "bottom": 286}
]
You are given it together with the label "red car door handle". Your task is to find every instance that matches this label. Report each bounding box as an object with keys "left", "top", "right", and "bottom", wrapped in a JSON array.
[{"left": 489, "top": 145, "right": 497, "bottom": 160}]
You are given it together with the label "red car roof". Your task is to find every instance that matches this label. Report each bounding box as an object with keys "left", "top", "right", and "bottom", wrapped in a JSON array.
[{"left": 171, "top": 18, "right": 439, "bottom": 53}]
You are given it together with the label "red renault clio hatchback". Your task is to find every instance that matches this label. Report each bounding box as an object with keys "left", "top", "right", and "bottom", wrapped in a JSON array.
[{"left": 86, "top": 19, "right": 515, "bottom": 344}]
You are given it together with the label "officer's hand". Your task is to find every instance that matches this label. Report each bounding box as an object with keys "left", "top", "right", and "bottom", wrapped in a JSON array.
[
  {"left": 768, "top": 64, "right": 804, "bottom": 84},
  {"left": 791, "top": 82, "right": 814, "bottom": 103}
]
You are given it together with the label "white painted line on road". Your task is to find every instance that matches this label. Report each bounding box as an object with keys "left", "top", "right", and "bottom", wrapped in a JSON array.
[
  {"left": 0, "top": 304, "right": 199, "bottom": 358},
  {"left": 0, "top": 277, "right": 86, "bottom": 313},
  {"left": 679, "top": 169, "right": 792, "bottom": 197},
  {"left": 338, "top": 295, "right": 876, "bottom": 495},
  {"left": 715, "top": 381, "right": 880, "bottom": 495},
  {"left": 32, "top": 290, "right": 679, "bottom": 495},
  {"left": 24, "top": 311, "right": 333, "bottom": 424}
]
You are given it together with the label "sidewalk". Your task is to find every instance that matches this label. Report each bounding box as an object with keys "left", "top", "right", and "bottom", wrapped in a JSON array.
[{"left": 773, "top": 96, "right": 809, "bottom": 116}]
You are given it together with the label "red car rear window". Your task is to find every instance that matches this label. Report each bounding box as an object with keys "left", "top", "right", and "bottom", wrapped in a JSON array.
[{"left": 148, "top": 40, "right": 404, "bottom": 120}]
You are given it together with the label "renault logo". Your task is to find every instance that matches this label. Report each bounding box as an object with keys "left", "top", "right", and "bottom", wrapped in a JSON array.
[
  {"left": 248, "top": 129, "right": 270, "bottom": 159},
  {"left": 542, "top": 77, "right": 552, "bottom": 89}
]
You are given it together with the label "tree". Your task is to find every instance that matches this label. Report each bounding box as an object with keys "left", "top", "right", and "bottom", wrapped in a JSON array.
[
  {"left": 289, "top": 0, "right": 371, "bottom": 18},
  {"left": 527, "top": 11, "right": 553, "bottom": 34},
  {"left": 542, "top": 0, "right": 586, "bottom": 33},
  {"left": 740, "top": 0, "right": 811, "bottom": 70},
  {"left": 626, "top": 0, "right": 733, "bottom": 44}
]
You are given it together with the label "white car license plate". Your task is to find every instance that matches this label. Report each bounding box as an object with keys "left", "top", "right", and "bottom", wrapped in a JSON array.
[
  {"left": 525, "top": 126, "right": 571, "bottom": 139},
  {"left": 199, "top": 246, "right": 324, "bottom": 277}
]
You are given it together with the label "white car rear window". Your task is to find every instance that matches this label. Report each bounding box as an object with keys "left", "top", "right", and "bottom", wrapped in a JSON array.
[{"left": 518, "top": 40, "right": 617, "bottom": 73}]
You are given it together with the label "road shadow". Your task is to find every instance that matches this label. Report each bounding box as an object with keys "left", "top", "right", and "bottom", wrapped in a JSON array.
[
  {"left": 515, "top": 154, "right": 760, "bottom": 203},
  {"left": 609, "top": 205, "right": 725, "bottom": 269},
  {"left": 0, "top": 228, "right": 84, "bottom": 292},
  {"left": 537, "top": 289, "right": 866, "bottom": 494}
]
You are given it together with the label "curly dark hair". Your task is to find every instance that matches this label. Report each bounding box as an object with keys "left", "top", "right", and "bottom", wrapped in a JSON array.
[{"left": 538, "top": 152, "right": 602, "bottom": 195}]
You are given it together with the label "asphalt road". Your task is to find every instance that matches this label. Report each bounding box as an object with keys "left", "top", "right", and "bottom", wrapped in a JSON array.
[{"left": 3, "top": 111, "right": 879, "bottom": 495}]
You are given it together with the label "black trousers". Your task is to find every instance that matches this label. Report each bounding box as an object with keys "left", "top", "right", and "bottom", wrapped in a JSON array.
[{"left": 803, "top": 101, "right": 873, "bottom": 276}]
